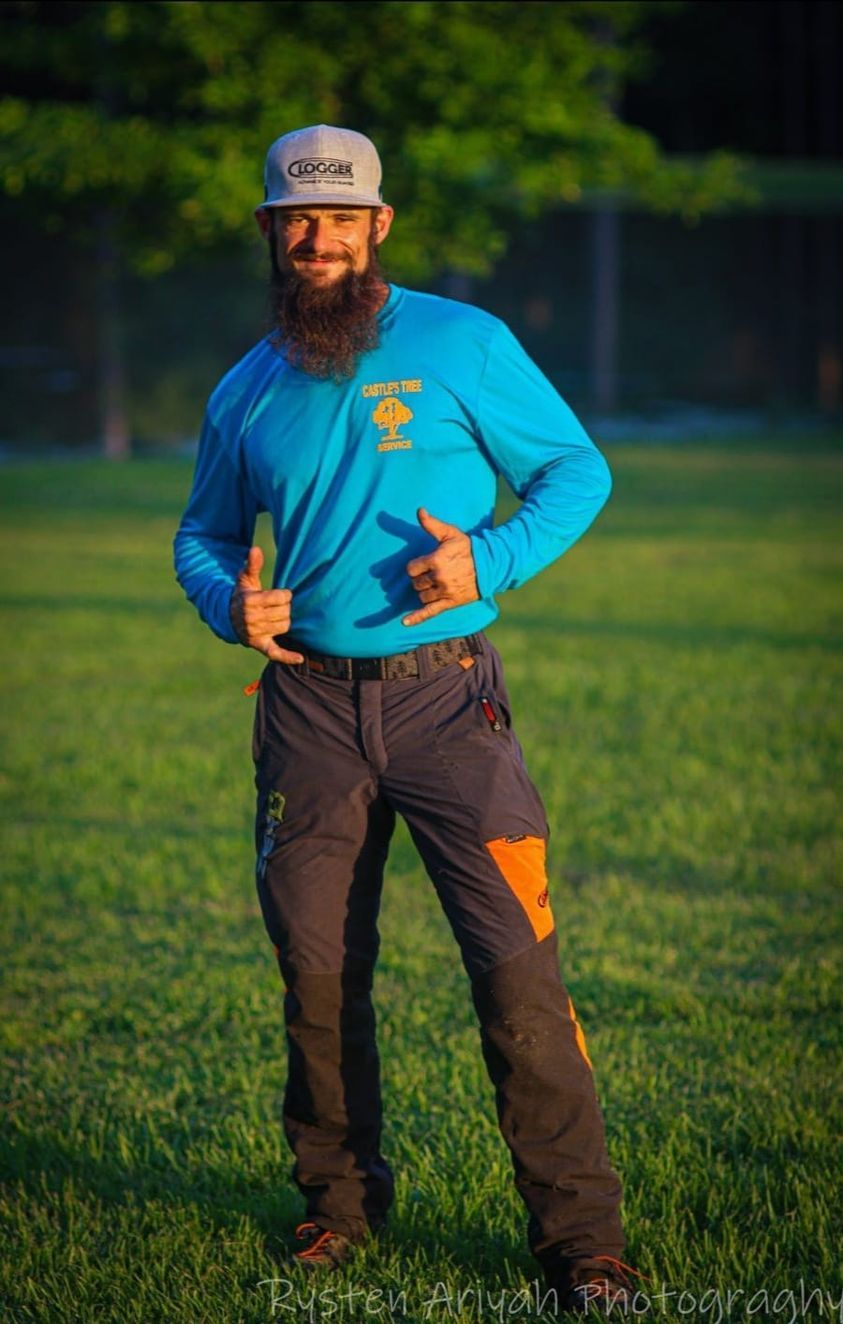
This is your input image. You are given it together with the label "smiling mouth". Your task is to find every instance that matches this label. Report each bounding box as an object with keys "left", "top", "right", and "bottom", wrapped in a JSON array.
[{"left": 295, "top": 253, "right": 347, "bottom": 264}]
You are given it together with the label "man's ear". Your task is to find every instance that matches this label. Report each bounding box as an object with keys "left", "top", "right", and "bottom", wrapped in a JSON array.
[
  {"left": 372, "top": 206, "right": 394, "bottom": 246},
  {"left": 255, "top": 207, "right": 274, "bottom": 240}
]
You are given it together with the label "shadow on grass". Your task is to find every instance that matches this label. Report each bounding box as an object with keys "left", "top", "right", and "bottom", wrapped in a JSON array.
[
  {"left": 0, "top": 593, "right": 183, "bottom": 615},
  {"left": 0, "top": 1126, "right": 532, "bottom": 1283},
  {"left": 500, "top": 614, "right": 841, "bottom": 653},
  {"left": 5, "top": 813, "right": 243, "bottom": 841}
]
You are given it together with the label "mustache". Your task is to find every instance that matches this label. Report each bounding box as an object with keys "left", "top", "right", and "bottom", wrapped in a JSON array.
[{"left": 291, "top": 248, "right": 352, "bottom": 262}]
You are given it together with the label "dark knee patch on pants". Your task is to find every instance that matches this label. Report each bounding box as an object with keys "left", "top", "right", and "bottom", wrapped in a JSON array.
[
  {"left": 470, "top": 935, "right": 594, "bottom": 1081},
  {"left": 283, "top": 968, "right": 394, "bottom": 1237}
]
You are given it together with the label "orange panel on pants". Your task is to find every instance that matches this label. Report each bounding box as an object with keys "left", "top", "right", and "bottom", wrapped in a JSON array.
[{"left": 484, "top": 834, "right": 555, "bottom": 943}]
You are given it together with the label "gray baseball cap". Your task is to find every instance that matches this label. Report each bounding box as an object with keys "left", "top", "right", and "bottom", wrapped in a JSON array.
[{"left": 258, "top": 125, "right": 384, "bottom": 211}]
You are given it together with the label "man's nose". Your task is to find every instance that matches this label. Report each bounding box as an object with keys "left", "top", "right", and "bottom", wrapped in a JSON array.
[{"left": 308, "top": 217, "right": 335, "bottom": 249}]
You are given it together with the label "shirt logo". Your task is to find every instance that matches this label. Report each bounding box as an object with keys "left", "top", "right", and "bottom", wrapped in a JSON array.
[
  {"left": 372, "top": 397, "right": 413, "bottom": 449},
  {"left": 361, "top": 378, "right": 422, "bottom": 452}
]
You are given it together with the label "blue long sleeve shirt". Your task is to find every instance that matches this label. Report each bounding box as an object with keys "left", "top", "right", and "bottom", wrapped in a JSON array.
[{"left": 174, "top": 285, "right": 611, "bottom": 657}]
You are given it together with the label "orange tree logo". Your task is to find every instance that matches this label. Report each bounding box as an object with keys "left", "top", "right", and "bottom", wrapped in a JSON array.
[{"left": 372, "top": 396, "right": 413, "bottom": 442}]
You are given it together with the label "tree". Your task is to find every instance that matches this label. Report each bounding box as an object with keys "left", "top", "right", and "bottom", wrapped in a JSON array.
[
  {"left": 0, "top": 0, "right": 747, "bottom": 450},
  {"left": 372, "top": 396, "right": 414, "bottom": 443}
]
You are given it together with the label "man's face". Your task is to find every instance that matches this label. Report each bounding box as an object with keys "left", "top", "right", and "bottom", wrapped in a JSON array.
[{"left": 257, "top": 205, "right": 393, "bottom": 286}]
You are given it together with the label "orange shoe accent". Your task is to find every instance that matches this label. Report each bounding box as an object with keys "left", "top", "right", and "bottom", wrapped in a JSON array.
[
  {"left": 484, "top": 835, "right": 554, "bottom": 942},
  {"left": 591, "top": 1255, "right": 651, "bottom": 1286},
  {"left": 243, "top": 678, "right": 261, "bottom": 696},
  {"left": 292, "top": 1222, "right": 352, "bottom": 1266},
  {"left": 293, "top": 1223, "right": 337, "bottom": 1255},
  {"left": 566, "top": 994, "right": 594, "bottom": 1070},
  {"left": 564, "top": 1255, "right": 650, "bottom": 1311}
]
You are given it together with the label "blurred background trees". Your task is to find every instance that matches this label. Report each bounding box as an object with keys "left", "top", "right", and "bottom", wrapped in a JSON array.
[{"left": 0, "top": 0, "right": 840, "bottom": 454}]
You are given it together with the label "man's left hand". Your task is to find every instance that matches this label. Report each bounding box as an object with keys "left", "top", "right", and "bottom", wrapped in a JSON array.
[{"left": 403, "top": 507, "right": 479, "bottom": 626}]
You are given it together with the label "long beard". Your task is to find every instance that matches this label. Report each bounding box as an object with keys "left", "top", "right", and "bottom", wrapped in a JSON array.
[{"left": 268, "top": 237, "right": 386, "bottom": 381}]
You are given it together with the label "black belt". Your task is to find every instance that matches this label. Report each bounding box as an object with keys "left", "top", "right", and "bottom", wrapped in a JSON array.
[{"left": 292, "top": 633, "right": 483, "bottom": 681}]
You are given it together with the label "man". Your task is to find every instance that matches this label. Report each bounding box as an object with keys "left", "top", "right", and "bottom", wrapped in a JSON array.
[{"left": 174, "top": 125, "right": 638, "bottom": 1315}]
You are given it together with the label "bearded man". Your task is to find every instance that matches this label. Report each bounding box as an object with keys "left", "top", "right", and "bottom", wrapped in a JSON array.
[{"left": 174, "top": 125, "right": 637, "bottom": 1316}]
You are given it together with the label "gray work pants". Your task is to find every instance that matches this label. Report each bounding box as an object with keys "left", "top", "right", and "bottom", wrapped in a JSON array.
[{"left": 252, "top": 636, "right": 624, "bottom": 1262}]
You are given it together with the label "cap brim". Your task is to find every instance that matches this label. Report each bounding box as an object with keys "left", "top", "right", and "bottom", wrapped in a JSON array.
[{"left": 257, "top": 192, "right": 384, "bottom": 211}]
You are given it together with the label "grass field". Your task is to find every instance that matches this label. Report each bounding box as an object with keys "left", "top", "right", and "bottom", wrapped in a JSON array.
[{"left": 0, "top": 444, "right": 841, "bottom": 1324}]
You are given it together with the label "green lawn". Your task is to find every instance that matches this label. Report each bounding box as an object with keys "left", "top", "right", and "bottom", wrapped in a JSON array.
[{"left": 0, "top": 444, "right": 841, "bottom": 1323}]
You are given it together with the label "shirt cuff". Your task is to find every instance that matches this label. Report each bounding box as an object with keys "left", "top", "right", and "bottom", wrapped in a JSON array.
[
  {"left": 206, "top": 581, "right": 241, "bottom": 645},
  {"left": 470, "top": 530, "right": 507, "bottom": 600}
]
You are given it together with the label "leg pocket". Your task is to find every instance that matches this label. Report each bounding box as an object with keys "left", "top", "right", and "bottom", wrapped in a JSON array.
[{"left": 484, "top": 834, "right": 554, "bottom": 942}]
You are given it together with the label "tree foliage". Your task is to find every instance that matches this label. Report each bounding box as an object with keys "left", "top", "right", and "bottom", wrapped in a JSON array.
[{"left": 0, "top": 0, "right": 749, "bottom": 280}]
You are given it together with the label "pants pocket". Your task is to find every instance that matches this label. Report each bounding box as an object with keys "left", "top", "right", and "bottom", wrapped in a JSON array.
[{"left": 484, "top": 834, "right": 554, "bottom": 941}]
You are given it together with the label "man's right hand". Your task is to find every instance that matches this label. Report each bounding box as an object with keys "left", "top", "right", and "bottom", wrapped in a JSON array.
[{"left": 229, "top": 546, "right": 304, "bottom": 665}]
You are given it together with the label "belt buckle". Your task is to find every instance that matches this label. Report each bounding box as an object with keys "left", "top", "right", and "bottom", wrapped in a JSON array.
[{"left": 355, "top": 656, "right": 383, "bottom": 681}]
